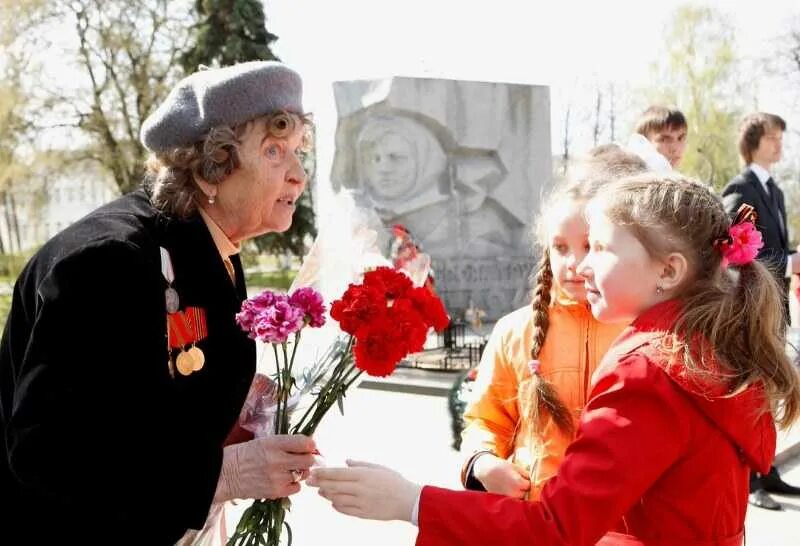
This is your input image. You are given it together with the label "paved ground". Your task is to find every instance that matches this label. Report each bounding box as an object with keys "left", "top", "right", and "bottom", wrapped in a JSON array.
[
  {"left": 218, "top": 382, "right": 800, "bottom": 546},
  {"left": 744, "top": 456, "right": 800, "bottom": 546}
]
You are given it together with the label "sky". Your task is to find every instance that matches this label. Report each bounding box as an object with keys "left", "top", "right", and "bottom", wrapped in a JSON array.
[{"left": 261, "top": 0, "right": 800, "bottom": 191}]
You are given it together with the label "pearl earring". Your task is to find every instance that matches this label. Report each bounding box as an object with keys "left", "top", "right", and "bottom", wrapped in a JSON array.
[
  {"left": 208, "top": 195, "right": 216, "bottom": 205},
  {"left": 656, "top": 285, "right": 664, "bottom": 295}
]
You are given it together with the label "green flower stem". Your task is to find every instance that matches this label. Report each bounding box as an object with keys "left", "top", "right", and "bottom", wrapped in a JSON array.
[
  {"left": 291, "top": 337, "right": 354, "bottom": 435},
  {"left": 272, "top": 343, "right": 282, "bottom": 435},
  {"left": 343, "top": 367, "right": 364, "bottom": 391},
  {"left": 288, "top": 330, "right": 300, "bottom": 372},
  {"left": 296, "top": 361, "right": 360, "bottom": 436},
  {"left": 281, "top": 341, "right": 291, "bottom": 432},
  {"left": 228, "top": 498, "right": 289, "bottom": 546}
]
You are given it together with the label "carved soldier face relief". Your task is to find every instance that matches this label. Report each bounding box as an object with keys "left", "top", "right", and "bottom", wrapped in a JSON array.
[{"left": 360, "top": 131, "right": 418, "bottom": 200}]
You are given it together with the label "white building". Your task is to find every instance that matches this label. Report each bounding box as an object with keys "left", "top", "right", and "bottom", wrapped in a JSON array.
[{"left": 0, "top": 164, "right": 118, "bottom": 253}]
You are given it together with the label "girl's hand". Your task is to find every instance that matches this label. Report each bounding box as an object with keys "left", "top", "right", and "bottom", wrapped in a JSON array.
[
  {"left": 473, "top": 453, "right": 531, "bottom": 498},
  {"left": 308, "top": 459, "right": 421, "bottom": 522}
]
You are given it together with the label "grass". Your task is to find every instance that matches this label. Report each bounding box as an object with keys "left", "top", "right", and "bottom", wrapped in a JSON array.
[
  {"left": 244, "top": 270, "right": 296, "bottom": 291},
  {"left": 0, "top": 293, "right": 11, "bottom": 333}
]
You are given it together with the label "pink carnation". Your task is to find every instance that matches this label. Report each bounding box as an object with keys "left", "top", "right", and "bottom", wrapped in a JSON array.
[
  {"left": 237, "top": 290, "right": 306, "bottom": 343},
  {"left": 289, "top": 287, "right": 327, "bottom": 328},
  {"left": 236, "top": 290, "right": 281, "bottom": 336},
  {"left": 721, "top": 222, "right": 763, "bottom": 268},
  {"left": 252, "top": 296, "right": 305, "bottom": 343}
]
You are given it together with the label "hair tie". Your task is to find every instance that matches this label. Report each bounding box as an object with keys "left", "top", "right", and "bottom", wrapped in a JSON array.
[{"left": 712, "top": 204, "right": 763, "bottom": 269}]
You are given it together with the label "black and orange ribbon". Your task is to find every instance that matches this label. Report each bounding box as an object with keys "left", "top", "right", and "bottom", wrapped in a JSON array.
[{"left": 713, "top": 203, "right": 758, "bottom": 250}]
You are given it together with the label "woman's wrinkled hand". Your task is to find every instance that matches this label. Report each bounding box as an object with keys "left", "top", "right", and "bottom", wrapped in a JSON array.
[
  {"left": 472, "top": 453, "right": 530, "bottom": 498},
  {"left": 214, "top": 434, "right": 316, "bottom": 503},
  {"left": 307, "top": 459, "right": 421, "bottom": 522}
]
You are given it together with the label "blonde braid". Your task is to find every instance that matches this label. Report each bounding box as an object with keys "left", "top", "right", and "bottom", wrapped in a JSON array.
[
  {"left": 530, "top": 249, "right": 553, "bottom": 357},
  {"left": 523, "top": 250, "right": 575, "bottom": 437}
]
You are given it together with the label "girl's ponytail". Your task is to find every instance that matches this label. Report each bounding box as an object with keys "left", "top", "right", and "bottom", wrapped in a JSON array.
[
  {"left": 598, "top": 174, "right": 800, "bottom": 429},
  {"left": 735, "top": 260, "right": 800, "bottom": 427}
]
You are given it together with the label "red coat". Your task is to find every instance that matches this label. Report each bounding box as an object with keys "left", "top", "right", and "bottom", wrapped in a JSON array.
[{"left": 418, "top": 300, "right": 775, "bottom": 546}]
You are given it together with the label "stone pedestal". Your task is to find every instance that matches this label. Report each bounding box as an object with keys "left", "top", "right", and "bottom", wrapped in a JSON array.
[{"left": 328, "top": 76, "right": 551, "bottom": 320}]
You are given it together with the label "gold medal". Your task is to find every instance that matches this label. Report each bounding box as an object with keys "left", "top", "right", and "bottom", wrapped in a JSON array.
[
  {"left": 176, "top": 350, "right": 195, "bottom": 376},
  {"left": 188, "top": 345, "right": 205, "bottom": 371}
]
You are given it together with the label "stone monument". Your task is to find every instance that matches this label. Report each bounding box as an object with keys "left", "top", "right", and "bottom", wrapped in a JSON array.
[{"left": 328, "top": 77, "right": 551, "bottom": 320}]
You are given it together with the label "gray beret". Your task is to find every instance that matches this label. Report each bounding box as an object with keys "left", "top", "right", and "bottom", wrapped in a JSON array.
[{"left": 140, "top": 61, "right": 303, "bottom": 152}]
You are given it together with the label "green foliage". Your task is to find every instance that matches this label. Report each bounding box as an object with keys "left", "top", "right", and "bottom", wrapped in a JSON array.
[
  {"left": 0, "top": 293, "right": 11, "bottom": 333},
  {"left": 644, "top": 4, "right": 747, "bottom": 190},
  {"left": 2, "top": 0, "right": 194, "bottom": 195},
  {"left": 0, "top": 251, "right": 33, "bottom": 279},
  {"left": 180, "top": 0, "right": 279, "bottom": 73}
]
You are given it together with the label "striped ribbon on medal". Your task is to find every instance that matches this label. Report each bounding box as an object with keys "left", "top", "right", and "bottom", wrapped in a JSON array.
[
  {"left": 186, "top": 307, "right": 208, "bottom": 341},
  {"left": 167, "top": 312, "right": 193, "bottom": 349},
  {"left": 168, "top": 307, "right": 208, "bottom": 349}
]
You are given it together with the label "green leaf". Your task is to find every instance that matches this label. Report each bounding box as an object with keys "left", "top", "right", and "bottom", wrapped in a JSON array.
[{"left": 336, "top": 392, "right": 345, "bottom": 415}]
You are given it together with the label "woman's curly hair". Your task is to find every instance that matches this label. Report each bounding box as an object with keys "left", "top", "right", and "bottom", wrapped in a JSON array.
[{"left": 144, "top": 110, "right": 313, "bottom": 218}]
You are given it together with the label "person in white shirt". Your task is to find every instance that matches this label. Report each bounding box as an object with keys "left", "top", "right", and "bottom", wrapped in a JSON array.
[
  {"left": 627, "top": 105, "right": 688, "bottom": 171},
  {"left": 722, "top": 111, "right": 800, "bottom": 511}
]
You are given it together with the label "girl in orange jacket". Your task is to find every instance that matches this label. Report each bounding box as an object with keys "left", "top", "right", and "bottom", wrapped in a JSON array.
[{"left": 459, "top": 148, "right": 645, "bottom": 500}]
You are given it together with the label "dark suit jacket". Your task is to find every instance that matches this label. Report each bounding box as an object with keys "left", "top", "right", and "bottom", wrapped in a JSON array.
[
  {"left": 0, "top": 189, "right": 255, "bottom": 544},
  {"left": 721, "top": 167, "right": 790, "bottom": 285}
]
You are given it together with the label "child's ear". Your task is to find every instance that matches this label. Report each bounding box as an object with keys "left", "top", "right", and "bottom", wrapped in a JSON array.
[{"left": 659, "top": 252, "right": 689, "bottom": 292}]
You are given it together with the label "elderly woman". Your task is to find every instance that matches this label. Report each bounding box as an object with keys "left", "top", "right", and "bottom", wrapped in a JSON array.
[{"left": 0, "top": 61, "right": 316, "bottom": 544}]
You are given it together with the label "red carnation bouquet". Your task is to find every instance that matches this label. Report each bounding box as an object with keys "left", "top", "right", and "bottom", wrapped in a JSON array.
[{"left": 228, "top": 267, "right": 448, "bottom": 546}]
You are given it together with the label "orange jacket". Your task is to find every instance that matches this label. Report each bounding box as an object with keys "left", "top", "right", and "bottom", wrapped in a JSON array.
[{"left": 461, "top": 297, "right": 626, "bottom": 499}]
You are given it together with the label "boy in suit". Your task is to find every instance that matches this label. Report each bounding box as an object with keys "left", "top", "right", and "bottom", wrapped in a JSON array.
[{"left": 722, "top": 112, "right": 800, "bottom": 510}]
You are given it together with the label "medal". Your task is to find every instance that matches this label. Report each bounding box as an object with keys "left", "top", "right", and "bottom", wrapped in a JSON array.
[
  {"left": 176, "top": 350, "right": 195, "bottom": 376},
  {"left": 188, "top": 345, "right": 205, "bottom": 371},
  {"left": 187, "top": 308, "right": 208, "bottom": 372},
  {"left": 167, "top": 307, "right": 209, "bottom": 377},
  {"left": 161, "top": 247, "right": 180, "bottom": 313},
  {"left": 165, "top": 287, "right": 180, "bottom": 313},
  {"left": 161, "top": 247, "right": 210, "bottom": 379}
]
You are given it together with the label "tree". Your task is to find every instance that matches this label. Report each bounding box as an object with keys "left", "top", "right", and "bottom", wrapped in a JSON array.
[
  {"left": 180, "top": 0, "right": 278, "bottom": 73},
  {"left": 181, "top": 0, "right": 316, "bottom": 258},
  {"left": 644, "top": 5, "right": 747, "bottom": 189},
  {"left": 2, "top": 0, "right": 194, "bottom": 195},
  {"left": 788, "top": 16, "right": 800, "bottom": 78},
  {"left": 0, "top": 1, "right": 45, "bottom": 256},
  {"left": 0, "top": 71, "right": 28, "bottom": 254}
]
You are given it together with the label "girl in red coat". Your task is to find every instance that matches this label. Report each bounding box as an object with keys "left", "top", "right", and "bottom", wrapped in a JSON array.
[{"left": 309, "top": 174, "right": 800, "bottom": 546}]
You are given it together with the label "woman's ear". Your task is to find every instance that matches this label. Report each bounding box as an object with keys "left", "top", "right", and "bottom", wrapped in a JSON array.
[
  {"left": 659, "top": 252, "right": 689, "bottom": 292},
  {"left": 193, "top": 174, "right": 217, "bottom": 204}
]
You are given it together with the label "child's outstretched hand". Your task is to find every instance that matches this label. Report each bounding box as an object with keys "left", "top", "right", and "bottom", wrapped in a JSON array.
[
  {"left": 308, "top": 459, "right": 422, "bottom": 522},
  {"left": 473, "top": 453, "right": 531, "bottom": 498}
]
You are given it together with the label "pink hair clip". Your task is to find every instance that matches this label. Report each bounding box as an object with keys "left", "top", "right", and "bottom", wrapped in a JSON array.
[{"left": 713, "top": 204, "right": 763, "bottom": 269}]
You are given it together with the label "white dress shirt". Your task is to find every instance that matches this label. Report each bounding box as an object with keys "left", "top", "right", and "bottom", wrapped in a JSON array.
[{"left": 748, "top": 163, "right": 791, "bottom": 278}]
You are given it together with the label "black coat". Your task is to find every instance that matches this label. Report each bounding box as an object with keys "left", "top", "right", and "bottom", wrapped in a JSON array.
[
  {"left": 0, "top": 190, "right": 255, "bottom": 544},
  {"left": 721, "top": 167, "right": 790, "bottom": 285}
]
